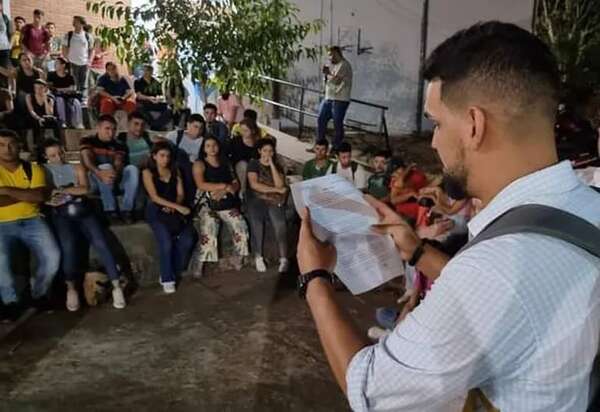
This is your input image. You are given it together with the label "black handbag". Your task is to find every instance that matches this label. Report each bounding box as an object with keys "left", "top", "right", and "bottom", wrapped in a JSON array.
[
  {"left": 54, "top": 196, "right": 92, "bottom": 219},
  {"left": 157, "top": 210, "right": 189, "bottom": 236},
  {"left": 207, "top": 192, "right": 240, "bottom": 211}
]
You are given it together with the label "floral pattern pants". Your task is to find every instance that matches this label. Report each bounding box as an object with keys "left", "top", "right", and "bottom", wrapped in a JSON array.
[{"left": 191, "top": 208, "right": 250, "bottom": 263}]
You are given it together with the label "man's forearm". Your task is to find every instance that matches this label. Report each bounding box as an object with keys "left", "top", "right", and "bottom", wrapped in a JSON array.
[
  {"left": 0, "top": 187, "right": 47, "bottom": 203},
  {"left": 0, "top": 194, "right": 18, "bottom": 207},
  {"left": 306, "top": 278, "right": 371, "bottom": 395},
  {"left": 416, "top": 244, "right": 450, "bottom": 281}
]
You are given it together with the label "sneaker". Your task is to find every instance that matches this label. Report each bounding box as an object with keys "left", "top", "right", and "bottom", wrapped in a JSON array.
[
  {"left": 112, "top": 285, "right": 126, "bottom": 309},
  {"left": 367, "top": 326, "right": 389, "bottom": 341},
  {"left": 278, "top": 258, "right": 289, "bottom": 273},
  {"left": 66, "top": 288, "right": 80, "bottom": 312},
  {"left": 162, "top": 282, "right": 176, "bottom": 294},
  {"left": 121, "top": 211, "right": 136, "bottom": 225},
  {"left": 255, "top": 256, "right": 267, "bottom": 272}
]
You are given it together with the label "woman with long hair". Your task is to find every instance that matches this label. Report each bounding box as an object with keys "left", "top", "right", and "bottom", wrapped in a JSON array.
[
  {"left": 26, "top": 79, "right": 60, "bottom": 160},
  {"left": 47, "top": 57, "right": 84, "bottom": 129},
  {"left": 189, "top": 136, "right": 249, "bottom": 277},
  {"left": 230, "top": 118, "right": 260, "bottom": 199},
  {"left": 42, "top": 139, "right": 125, "bottom": 311},
  {"left": 142, "top": 141, "right": 197, "bottom": 294},
  {"left": 246, "top": 139, "right": 289, "bottom": 273}
]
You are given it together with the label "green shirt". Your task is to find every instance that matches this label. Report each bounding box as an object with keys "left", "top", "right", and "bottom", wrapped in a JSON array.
[
  {"left": 126, "top": 137, "right": 151, "bottom": 168},
  {"left": 367, "top": 172, "right": 389, "bottom": 200},
  {"left": 302, "top": 158, "right": 333, "bottom": 181}
]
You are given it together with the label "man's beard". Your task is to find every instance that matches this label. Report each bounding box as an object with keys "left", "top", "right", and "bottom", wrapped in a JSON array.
[{"left": 441, "top": 165, "right": 469, "bottom": 200}]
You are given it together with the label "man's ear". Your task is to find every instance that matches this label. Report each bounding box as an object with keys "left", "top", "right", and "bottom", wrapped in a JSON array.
[{"left": 465, "top": 106, "right": 486, "bottom": 150}]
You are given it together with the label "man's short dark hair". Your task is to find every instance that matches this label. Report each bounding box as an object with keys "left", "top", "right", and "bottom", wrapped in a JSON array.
[
  {"left": 45, "top": 22, "right": 55, "bottom": 28},
  {"left": 423, "top": 21, "right": 560, "bottom": 120},
  {"left": 74, "top": 16, "right": 87, "bottom": 26},
  {"left": 128, "top": 111, "right": 146, "bottom": 122},
  {"left": 203, "top": 103, "right": 217, "bottom": 112},
  {"left": 97, "top": 114, "right": 117, "bottom": 126},
  {"left": 143, "top": 64, "right": 154, "bottom": 72},
  {"left": 188, "top": 113, "right": 205, "bottom": 124},
  {"left": 329, "top": 46, "right": 342, "bottom": 56},
  {"left": 105, "top": 62, "right": 116, "bottom": 70},
  {"left": 338, "top": 142, "right": 352, "bottom": 154},
  {"left": 0, "top": 129, "right": 19, "bottom": 141},
  {"left": 14, "top": 16, "right": 26, "bottom": 24},
  {"left": 315, "top": 139, "right": 329, "bottom": 149},
  {"left": 243, "top": 109, "right": 258, "bottom": 122},
  {"left": 42, "top": 138, "right": 62, "bottom": 152},
  {"left": 33, "top": 9, "right": 44, "bottom": 17},
  {"left": 373, "top": 150, "right": 391, "bottom": 159}
]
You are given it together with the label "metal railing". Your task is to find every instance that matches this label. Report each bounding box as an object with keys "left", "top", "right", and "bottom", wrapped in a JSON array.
[{"left": 258, "top": 75, "right": 390, "bottom": 150}]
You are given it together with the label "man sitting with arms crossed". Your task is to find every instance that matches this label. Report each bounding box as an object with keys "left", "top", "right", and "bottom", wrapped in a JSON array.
[
  {"left": 80, "top": 114, "right": 139, "bottom": 224},
  {"left": 0, "top": 129, "right": 60, "bottom": 320},
  {"left": 297, "top": 22, "right": 600, "bottom": 411}
]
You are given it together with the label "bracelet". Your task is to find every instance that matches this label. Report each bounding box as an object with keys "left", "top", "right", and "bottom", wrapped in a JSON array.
[{"left": 407, "top": 240, "right": 427, "bottom": 266}]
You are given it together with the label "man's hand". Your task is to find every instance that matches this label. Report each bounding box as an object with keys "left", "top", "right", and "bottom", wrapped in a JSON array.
[
  {"left": 96, "top": 169, "right": 116, "bottom": 185},
  {"left": 366, "top": 195, "right": 420, "bottom": 260},
  {"left": 297, "top": 208, "right": 336, "bottom": 274},
  {"left": 176, "top": 205, "right": 191, "bottom": 216},
  {"left": 417, "top": 218, "right": 454, "bottom": 239}
]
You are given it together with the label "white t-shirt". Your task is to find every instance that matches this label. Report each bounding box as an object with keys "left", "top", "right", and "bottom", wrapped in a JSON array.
[
  {"left": 63, "top": 31, "right": 92, "bottom": 66},
  {"left": 327, "top": 161, "right": 368, "bottom": 190},
  {"left": 0, "top": 17, "right": 10, "bottom": 51},
  {"left": 166, "top": 130, "right": 203, "bottom": 163}
]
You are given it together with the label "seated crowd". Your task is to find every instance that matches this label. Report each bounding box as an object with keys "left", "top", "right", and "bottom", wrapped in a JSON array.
[
  {"left": 0, "top": 8, "right": 180, "bottom": 163},
  {"left": 0, "top": 94, "right": 292, "bottom": 320}
]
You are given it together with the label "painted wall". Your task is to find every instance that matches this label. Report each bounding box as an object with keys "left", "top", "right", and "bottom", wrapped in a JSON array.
[{"left": 288, "top": 0, "right": 535, "bottom": 136}]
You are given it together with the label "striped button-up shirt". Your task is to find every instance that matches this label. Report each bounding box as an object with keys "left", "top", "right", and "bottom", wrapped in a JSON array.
[{"left": 347, "top": 161, "right": 600, "bottom": 411}]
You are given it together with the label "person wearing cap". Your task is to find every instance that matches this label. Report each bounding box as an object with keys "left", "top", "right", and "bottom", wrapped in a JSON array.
[{"left": 26, "top": 78, "right": 60, "bottom": 160}]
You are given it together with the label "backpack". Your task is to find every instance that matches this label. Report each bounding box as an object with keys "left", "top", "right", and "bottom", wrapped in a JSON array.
[
  {"left": 22, "top": 161, "right": 33, "bottom": 184},
  {"left": 458, "top": 203, "right": 600, "bottom": 412},
  {"left": 332, "top": 161, "right": 358, "bottom": 180},
  {"left": 67, "top": 30, "right": 92, "bottom": 52}
]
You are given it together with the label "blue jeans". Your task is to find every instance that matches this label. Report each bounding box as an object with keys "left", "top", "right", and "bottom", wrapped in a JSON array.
[
  {"left": 0, "top": 217, "right": 61, "bottom": 304},
  {"left": 317, "top": 99, "right": 350, "bottom": 149},
  {"left": 148, "top": 220, "right": 196, "bottom": 284},
  {"left": 51, "top": 212, "right": 120, "bottom": 281},
  {"left": 89, "top": 164, "right": 140, "bottom": 212}
]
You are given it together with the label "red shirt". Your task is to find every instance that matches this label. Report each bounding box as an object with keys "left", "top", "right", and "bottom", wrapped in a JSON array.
[{"left": 21, "top": 24, "right": 50, "bottom": 56}]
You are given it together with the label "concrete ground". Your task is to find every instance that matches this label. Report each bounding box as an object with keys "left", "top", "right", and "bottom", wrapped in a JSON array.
[{"left": 0, "top": 266, "right": 396, "bottom": 412}]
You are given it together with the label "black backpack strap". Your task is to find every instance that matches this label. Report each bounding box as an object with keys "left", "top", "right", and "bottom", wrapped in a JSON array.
[
  {"left": 142, "top": 132, "right": 153, "bottom": 149},
  {"left": 67, "top": 30, "right": 73, "bottom": 48},
  {"left": 459, "top": 204, "right": 600, "bottom": 259},
  {"left": 351, "top": 161, "right": 358, "bottom": 179},
  {"left": 21, "top": 161, "right": 33, "bottom": 185}
]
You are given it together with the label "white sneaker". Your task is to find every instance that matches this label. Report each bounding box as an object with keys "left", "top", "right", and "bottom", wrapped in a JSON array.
[
  {"left": 367, "top": 326, "right": 389, "bottom": 341},
  {"left": 255, "top": 256, "right": 267, "bottom": 272},
  {"left": 112, "top": 285, "right": 126, "bottom": 309},
  {"left": 278, "top": 258, "right": 289, "bottom": 273},
  {"left": 162, "top": 282, "right": 176, "bottom": 294},
  {"left": 66, "top": 288, "right": 80, "bottom": 312}
]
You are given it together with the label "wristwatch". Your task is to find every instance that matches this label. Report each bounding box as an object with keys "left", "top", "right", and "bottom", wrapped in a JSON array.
[
  {"left": 297, "top": 269, "right": 332, "bottom": 299},
  {"left": 407, "top": 240, "right": 428, "bottom": 266}
]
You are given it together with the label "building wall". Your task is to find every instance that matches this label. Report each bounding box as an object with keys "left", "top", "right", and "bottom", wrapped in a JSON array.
[
  {"left": 8, "top": 0, "right": 128, "bottom": 43},
  {"left": 289, "top": 0, "right": 535, "bottom": 136}
]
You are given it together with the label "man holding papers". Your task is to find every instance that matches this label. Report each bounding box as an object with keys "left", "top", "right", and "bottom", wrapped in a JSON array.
[{"left": 296, "top": 22, "right": 600, "bottom": 411}]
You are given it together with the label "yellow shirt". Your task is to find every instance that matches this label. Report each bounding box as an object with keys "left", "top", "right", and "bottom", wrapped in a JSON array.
[
  {"left": 0, "top": 162, "right": 45, "bottom": 223},
  {"left": 10, "top": 31, "right": 21, "bottom": 60}
]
